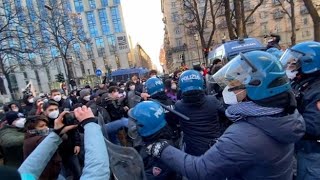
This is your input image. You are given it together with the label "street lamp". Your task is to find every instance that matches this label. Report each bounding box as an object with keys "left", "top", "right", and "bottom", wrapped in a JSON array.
[{"left": 194, "top": 34, "right": 201, "bottom": 64}]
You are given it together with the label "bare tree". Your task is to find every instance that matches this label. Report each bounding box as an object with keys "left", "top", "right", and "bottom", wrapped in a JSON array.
[
  {"left": 223, "top": 0, "right": 237, "bottom": 40},
  {"left": 181, "top": 0, "right": 222, "bottom": 64},
  {"left": 33, "top": 0, "right": 89, "bottom": 87},
  {"left": 0, "top": 1, "right": 41, "bottom": 99},
  {"left": 223, "top": 0, "right": 264, "bottom": 39},
  {"left": 275, "top": 0, "right": 296, "bottom": 45},
  {"left": 302, "top": 0, "right": 320, "bottom": 41}
]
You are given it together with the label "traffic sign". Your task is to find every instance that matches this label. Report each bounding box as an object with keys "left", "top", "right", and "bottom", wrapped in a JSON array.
[{"left": 96, "top": 69, "right": 102, "bottom": 76}]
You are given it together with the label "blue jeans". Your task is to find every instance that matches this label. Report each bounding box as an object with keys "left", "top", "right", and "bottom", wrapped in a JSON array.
[
  {"left": 296, "top": 151, "right": 320, "bottom": 180},
  {"left": 104, "top": 117, "right": 129, "bottom": 144}
]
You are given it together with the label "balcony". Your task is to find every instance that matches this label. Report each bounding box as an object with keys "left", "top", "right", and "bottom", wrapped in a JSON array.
[
  {"left": 300, "top": 6, "right": 309, "bottom": 15},
  {"left": 217, "top": 21, "right": 227, "bottom": 29},
  {"left": 171, "top": 44, "right": 187, "bottom": 53},
  {"left": 273, "top": 11, "right": 284, "bottom": 20},
  {"left": 246, "top": 17, "right": 255, "bottom": 24}
]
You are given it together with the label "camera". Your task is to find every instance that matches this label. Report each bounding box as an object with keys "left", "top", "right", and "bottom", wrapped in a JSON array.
[{"left": 63, "top": 112, "right": 78, "bottom": 125}]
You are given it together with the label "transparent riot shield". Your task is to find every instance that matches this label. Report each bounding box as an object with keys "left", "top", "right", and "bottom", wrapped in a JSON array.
[{"left": 97, "top": 113, "right": 147, "bottom": 180}]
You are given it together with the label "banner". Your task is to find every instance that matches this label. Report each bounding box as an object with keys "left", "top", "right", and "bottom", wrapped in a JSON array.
[
  {"left": 116, "top": 35, "right": 129, "bottom": 52},
  {"left": 23, "top": 80, "right": 36, "bottom": 97}
]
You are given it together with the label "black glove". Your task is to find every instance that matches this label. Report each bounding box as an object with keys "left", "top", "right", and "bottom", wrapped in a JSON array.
[{"left": 146, "top": 140, "right": 169, "bottom": 158}]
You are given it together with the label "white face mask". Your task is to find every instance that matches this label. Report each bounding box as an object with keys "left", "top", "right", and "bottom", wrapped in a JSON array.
[
  {"left": 171, "top": 84, "right": 177, "bottom": 90},
  {"left": 53, "top": 95, "right": 62, "bottom": 102},
  {"left": 12, "top": 108, "right": 19, "bottom": 112},
  {"left": 130, "top": 85, "right": 135, "bottom": 91},
  {"left": 222, "top": 86, "right": 245, "bottom": 105},
  {"left": 28, "top": 98, "right": 34, "bottom": 103},
  {"left": 83, "top": 95, "right": 91, "bottom": 102},
  {"left": 286, "top": 70, "right": 298, "bottom": 80},
  {"left": 48, "top": 110, "right": 59, "bottom": 119},
  {"left": 15, "top": 118, "right": 26, "bottom": 128}
]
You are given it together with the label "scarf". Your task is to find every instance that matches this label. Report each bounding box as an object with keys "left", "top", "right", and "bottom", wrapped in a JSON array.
[{"left": 226, "top": 101, "right": 284, "bottom": 122}]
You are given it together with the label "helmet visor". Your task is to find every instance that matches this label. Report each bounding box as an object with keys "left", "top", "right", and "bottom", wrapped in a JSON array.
[
  {"left": 280, "top": 49, "right": 303, "bottom": 71},
  {"left": 128, "top": 118, "right": 139, "bottom": 139},
  {"left": 210, "top": 54, "right": 254, "bottom": 90}
]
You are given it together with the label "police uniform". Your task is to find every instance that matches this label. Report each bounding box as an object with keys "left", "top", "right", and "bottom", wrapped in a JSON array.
[{"left": 293, "top": 77, "right": 320, "bottom": 179}]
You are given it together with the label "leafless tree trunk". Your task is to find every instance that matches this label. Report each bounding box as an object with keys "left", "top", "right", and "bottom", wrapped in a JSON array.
[
  {"left": 182, "top": 0, "right": 222, "bottom": 64},
  {"left": 276, "top": 0, "right": 296, "bottom": 45},
  {"left": 223, "top": 0, "right": 237, "bottom": 40},
  {"left": 302, "top": 0, "right": 320, "bottom": 41},
  {"left": 233, "top": 0, "right": 244, "bottom": 38}
]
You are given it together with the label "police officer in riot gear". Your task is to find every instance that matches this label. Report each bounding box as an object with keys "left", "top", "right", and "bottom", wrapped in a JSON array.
[
  {"left": 146, "top": 51, "right": 305, "bottom": 180},
  {"left": 280, "top": 41, "right": 320, "bottom": 179},
  {"left": 144, "top": 77, "right": 180, "bottom": 144},
  {"left": 128, "top": 101, "right": 178, "bottom": 180},
  {"left": 175, "top": 70, "right": 227, "bottom": 156}
]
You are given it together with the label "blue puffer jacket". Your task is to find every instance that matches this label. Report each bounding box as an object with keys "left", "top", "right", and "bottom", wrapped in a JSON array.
[{"left": 160, "top": 110, "right": 305, "bottom": 180}]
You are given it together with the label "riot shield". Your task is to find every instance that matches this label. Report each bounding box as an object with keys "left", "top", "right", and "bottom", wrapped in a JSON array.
[{"left": 97, "top": 113, "right": 147, "bottom": 180}]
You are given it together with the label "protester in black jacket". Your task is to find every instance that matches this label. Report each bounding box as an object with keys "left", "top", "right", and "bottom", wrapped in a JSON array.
[
  {"left": 175, "top": 70, "right": 227, "bottom": 156},
  {"left": 104, "top": 86, "right": 129, "bottom": 121},
  {"left": 49, "top": 89, "right": 72, "bottom": 111},
  {"left": 42, "top": 100, "right": 82, "bottom": 179}
]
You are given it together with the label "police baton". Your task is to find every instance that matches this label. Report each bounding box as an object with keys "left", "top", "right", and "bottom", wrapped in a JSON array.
[{"left": 135, "top": 91, "right": 190, "bottom": 121}]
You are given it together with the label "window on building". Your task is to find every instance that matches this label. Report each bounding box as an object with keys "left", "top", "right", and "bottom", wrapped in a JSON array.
[
  {"left": 80, "top": 62, "right": 86, "bottom": 74},
  {"left": 272, "top": 0, "right": 280, "bottom": 5},
  {"left": 101, "top": 0, "right": 108, "bottom": 7},
  {"left": 86, "top": 43, "right": 94, "bottom": 59},
  {"left": 303, "top": 17, "right": 308, "bottom": 25},
  {"left": 95, "top": 37, "right": 106, "bottom": 57},
  {"left": 275, "top": 24, "right": 281, "bottom": 33},
  {"left": 302, "top": 30, "right": 311, "bottom": 37},
  {"left": 260, "top": 23, "right": 268, "bottom": 35},
  {"left": 175, "top": 27, "right": 180, "bottom": 34},
  {"left": 89, "top": 0, "right": 96, "bottom": 9},
  {"left": 107, "top": 35, "right": 116, "bottom": 53},
  {"left": 113, "top": 0, "right": 120, "bottom": 5},
  {"left": 111, "top": 7, "right": 123, "bottom": 33},
  {"left": 51, "top": 47, "right": 59, "bottom": 58},
  {"left": 99, "top": 9, "right": 111, "bottom": 35},
  {"left": 172, "top": 12, "right": 179, "bottom": 22},
  {"left": 73, "top": 43, "right": 81, "bottom": 60},
  {"left": 171, "top": 2, "right": 176, "bottom": 8},
  {"left": 86, "top": 11, "right": 99, "bottom": 37},
  {"left": 74, "top": 0, "right": 84, "bottom": 13},
  {"left": 92, "top": 61, "right": 97, "bottom": 70},
  {"left": 176, "top": 38, "right": 182, "bottom": 46}
]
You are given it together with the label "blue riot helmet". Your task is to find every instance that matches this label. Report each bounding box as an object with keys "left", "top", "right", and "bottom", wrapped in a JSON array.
[
  {"left": 145, "top": 77, "right": 164, "bottom": 96},
  {"left": 266, "top": 47, "right": 284, "bottom": 59},
  {"left": 280, "top": 41, "right": 320, "bottom": 75},
  {"left": 178, "top": 70, "right": 204, "bottom": 93},
  {"left": 128, "top": 101, "right": 166, "bottom": 137},
  {"left": 212, "top": 51, "right": 291, "bottom": 101}
]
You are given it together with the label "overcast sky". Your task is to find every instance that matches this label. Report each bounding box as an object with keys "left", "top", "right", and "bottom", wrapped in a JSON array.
[{"left": 121, "top": 0, "right": 164, "bottom": 70}]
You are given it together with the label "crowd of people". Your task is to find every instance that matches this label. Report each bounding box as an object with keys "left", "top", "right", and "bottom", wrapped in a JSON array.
[{"left": 0, "top": 40, "right": 319, "bottom": 180}]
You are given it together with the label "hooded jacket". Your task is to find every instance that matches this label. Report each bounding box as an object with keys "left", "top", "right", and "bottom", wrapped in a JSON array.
[
  {"left": 174, "top": 91, "right": 226, "bottom": 156},
  {"left": 0, "top": 125, "right": 24, "bottom": 168},
  {"left": 23, "top": 134, "right": 61, "bottom": 180},
  {"left": 160, "top": 110, "right": 305, "bottom": 180}
]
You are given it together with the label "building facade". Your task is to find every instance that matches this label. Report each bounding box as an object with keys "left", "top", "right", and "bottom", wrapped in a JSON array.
[
  {"left": 161, "top": 0, "right": 216, "bottom": 72},
  {"left": 131, "top": 43, "right": 153, "bottom": 70},
  {"left": 214, "top": 0, "right": 320, "bottom": 48},
  {"left": 161, "top": 0, "right": 320, "bottom": 73},
  {"left": 1, "top": 0, "right": 130, "bottom": 100}
]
